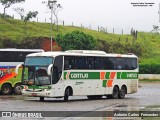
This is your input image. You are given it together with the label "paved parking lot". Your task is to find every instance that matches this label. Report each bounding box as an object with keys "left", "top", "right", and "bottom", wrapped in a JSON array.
[{"left": 0, "top": 82, "right": 160, "bottom": 120}]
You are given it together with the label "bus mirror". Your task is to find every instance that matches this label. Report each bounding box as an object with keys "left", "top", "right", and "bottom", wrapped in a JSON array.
[
  {"left": 15, "top": 64, "right": 23, "bottom": 74},
  {"left": 47, "top": 64, "right": 53, "bottom": 75}
]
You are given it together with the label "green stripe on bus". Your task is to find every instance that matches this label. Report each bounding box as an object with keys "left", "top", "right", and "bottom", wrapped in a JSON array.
[
  {"left": 105, "top": 72, "right": 110, "bottom": 79},
  {"left": 64, "top": 72, "right": 138, "bottom": 80},
  {"left": 117, "top": 72, "right": 138, "bottom": 79},
  {"left": 64, "top": 72, "right": 100, "bottom": 80},
  {"left": 102, "top": 80, "right": 108, "bottom": 87},
  {"left": 21, "top": 85, "right": 51, "bottom": 89}
]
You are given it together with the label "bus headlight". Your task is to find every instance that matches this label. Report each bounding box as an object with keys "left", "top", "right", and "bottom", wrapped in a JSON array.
[{"left": 22, "top": 85, "right": 28, "bottom": 91}]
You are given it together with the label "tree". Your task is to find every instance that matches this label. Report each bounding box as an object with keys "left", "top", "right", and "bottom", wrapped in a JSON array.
[
  {"left": 52, "top": 3, "right": 62, "bottom": 32},
  {"left": 151, "top": 25, "right": 160, "bottom": 33},
  {"left": 13, "top": 7, "right": 24, "bottom": 19},
  {"left": 43, "top": 1, "right": 62, "bottom": 32},
  {"left": 23, "top": 11, "right": 38, "bottom": 34},
  {"left": 56, "top": 30, "right": 96, "bottom": 51},
  {"left": 0, "top": 0, "right": 25, "bottom": 19}
]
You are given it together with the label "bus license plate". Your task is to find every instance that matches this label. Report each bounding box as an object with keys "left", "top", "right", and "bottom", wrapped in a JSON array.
[{"left": 32, "top": 93, "right": 37, "bottom": 96}]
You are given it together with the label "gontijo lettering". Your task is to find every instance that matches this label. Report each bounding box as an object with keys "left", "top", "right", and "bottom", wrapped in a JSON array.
[{"left": 71, "top": 73, "right": 88, "bottom": 79}]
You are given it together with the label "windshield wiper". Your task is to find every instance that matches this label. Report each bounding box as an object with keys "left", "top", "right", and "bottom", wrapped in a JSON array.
[{"left": 35, "top": 77, "right": 42, "bottom": 85}]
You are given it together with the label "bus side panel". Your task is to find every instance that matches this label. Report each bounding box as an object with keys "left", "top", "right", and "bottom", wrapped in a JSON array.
[
  {"left": 68, "top": 80, "right": 106, "bottom": 96},
  {"left": 73, "top": 80, "right": 86, "bottom": 95},
  {"left": 85, "top": 80, "right": 96, "bottom": 95},
  {"left": 0, "top": 67, "right": 21, "bottom": 90},
  {"left": 10, "top": 67, "right": 22, "bottom": 87},
  {"left": 51, "top": 81, "right": 65, "bottom": 97},
  {"left": 127, "top": 79, "right": 138, "bottom": 94},
  {"left": 95, "top": 80, "right": 106, "bottom": 95}
]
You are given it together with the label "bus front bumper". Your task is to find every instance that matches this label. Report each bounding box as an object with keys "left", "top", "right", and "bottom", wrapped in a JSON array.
[{"left": 22, "top": 90, "right": 52, "bottom": 97}]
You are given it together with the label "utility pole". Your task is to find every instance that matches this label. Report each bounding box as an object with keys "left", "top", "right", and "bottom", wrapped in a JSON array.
[
  {"left": 159, "top": 3, "right": 160, "bottom": 25},
  {"left": 159, "top": 3, "right": 160, "bottom": 23},
  {"left": 48, "top": 0, "right": 57, "bottom": 51}
]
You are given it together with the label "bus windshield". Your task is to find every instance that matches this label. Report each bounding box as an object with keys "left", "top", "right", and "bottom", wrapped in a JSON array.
[{"left": 22, "top": 57, "right": 53, "bottom": 85}]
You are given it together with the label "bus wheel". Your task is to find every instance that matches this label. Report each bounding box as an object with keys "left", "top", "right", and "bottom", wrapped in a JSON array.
[
  {"left": 1, "top": 84, "right": 12, "bottom": 95},
  {"left": 96, "top": 95, "right": 102, "bottom": 99},
  {"left": 64, "top": 88, "right": 69, "bottom": 102},
  {"left": 106, "top": 95, "right": 112, "bottom": 99},
  {"left": 118, "top": 86, "right": 126, "bottom": 99},
  {"left": 112, "top": 86, "right": 119, "bottom": 99},
  {"left": 14, "top": 84, "right": 21, "bottom": 95},
  {"left": 40, "top": 97, "right": 44, "bottom": 101},
  {"left": 87, "top": 95, "right": 95, "bottom": 100}
]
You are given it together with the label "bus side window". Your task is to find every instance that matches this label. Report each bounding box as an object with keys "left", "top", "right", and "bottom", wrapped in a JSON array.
[
  {"left": 107, "top": 58, "right": 116, "bottom": 70},
  {"left": 64, "top": 59, "right": 70, "bottom": 70},
  {"left": 125, "top": 59, "right": 131, "bottom": 70},
  {"left": 7, "top": 51, "right": 16, "bottom": 62},
  {"left": 0, "top": 51, "right": 6, "bottom": 62},
  {"left": 116, "top": 62, "right": 121, "bottom": 69},
  {"left": 87, "top": 57, "right": 95, "bottom": 69},
  {"left": 116, "top": 58, "right": 125, "bottom": 70},
  {"left": 75, "top": 57, "right": 87, "bottom": 69},
  {"left": 131, "top": 58, "right": 137, "bottom": 70},
  {"left": 64, "top": 56, "right": 75, "bottom": 70},
  {"left": 69, "top": 57, "right": 75, "bottom": 69}
]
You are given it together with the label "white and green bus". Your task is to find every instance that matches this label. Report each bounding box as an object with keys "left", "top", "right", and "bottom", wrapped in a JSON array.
[{"left": 18, "top": 50, "right": 138, "bottom": 101}]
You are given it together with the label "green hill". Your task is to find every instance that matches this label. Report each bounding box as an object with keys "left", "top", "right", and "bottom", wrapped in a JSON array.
[{"left": 0, "top": 18, "right": 160, "bottom": 64}]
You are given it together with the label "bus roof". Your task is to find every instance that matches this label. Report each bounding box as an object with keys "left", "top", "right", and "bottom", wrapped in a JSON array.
[
  {"left": 0, "top": 48, "right": 44, "bottom": 52},
  {"left": 26, "top": 50, "right": 138, "bottom": 58}
]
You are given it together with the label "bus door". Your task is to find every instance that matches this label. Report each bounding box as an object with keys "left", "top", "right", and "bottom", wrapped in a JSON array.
[{"left": 51, "top": 56, "right": 64, "bottom": 97}]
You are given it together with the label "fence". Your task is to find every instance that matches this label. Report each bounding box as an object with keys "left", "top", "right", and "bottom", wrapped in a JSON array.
[
  {"left": 42, "top": 18, "right": 128, "bottom": 35},
  {"left": 8, "top": 14, "right": 131, "bottom": 35}
]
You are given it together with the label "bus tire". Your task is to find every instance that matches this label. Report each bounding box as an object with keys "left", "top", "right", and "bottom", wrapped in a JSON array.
[
  {"left": 118, "top": 86, "right": 126, "bottom": 99},
  {"left": 106, "top": 95, "right": 112, "bottom": 99},
  {"left": 40, "top": 97, "right": 44, "bottom": 101},
  {"left": 14, "top": 84, "right": 22, "bottom": 95},
  {"left": 87, "top": 95, "right": 96, "bottom": 100},
  {"left": 1, "top": 84, "right": 12, "bottom": 95},
  {"left": 96, "top": 95, "right": 102, "bottom": 99},
  {"left": 112, "top": 86, "right": 119, "bottom": 99},
  {"left": 64, "top": 88, "right": 69, "bottom": 102}
]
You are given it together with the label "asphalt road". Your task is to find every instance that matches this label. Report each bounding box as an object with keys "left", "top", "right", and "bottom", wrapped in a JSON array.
[{"left": 0, "top": 82, "right": 160, "bottom": 120}]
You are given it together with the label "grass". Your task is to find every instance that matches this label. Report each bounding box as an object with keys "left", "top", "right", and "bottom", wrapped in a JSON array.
[
  {"left": 0, "top": 18, "right": 132, "bottom": 41},
  {"left": 0, "top": 18, "right": 160, "bottom": 64}
]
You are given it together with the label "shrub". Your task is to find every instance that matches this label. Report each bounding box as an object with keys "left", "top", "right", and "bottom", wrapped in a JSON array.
[
  {"left": 0, "top": 37, "right": 43, "bottom": 49},
  {"left": 139, "top": 64, "right": 160, "bottom": 74},
  {"left": 56, "top": 30, "right": 96, "bottom": 51},
  {"left": 95, "top": 39, "right": 143, "bottom": 56}
]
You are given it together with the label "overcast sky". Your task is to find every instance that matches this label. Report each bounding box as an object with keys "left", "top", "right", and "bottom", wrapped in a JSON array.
[{"left": 0, "top": 0, "right": 160, "bottom": 34}]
